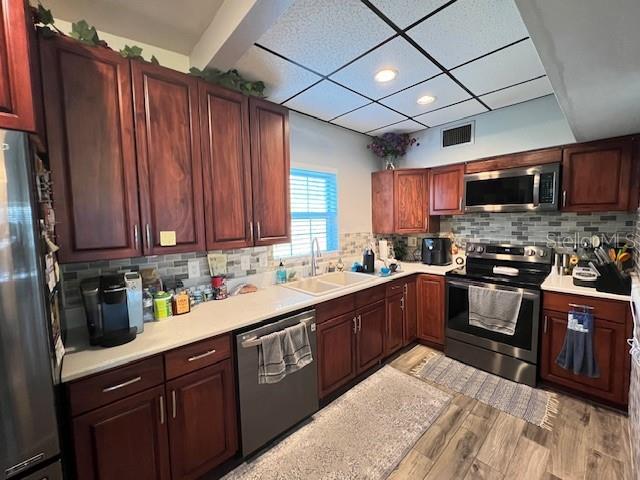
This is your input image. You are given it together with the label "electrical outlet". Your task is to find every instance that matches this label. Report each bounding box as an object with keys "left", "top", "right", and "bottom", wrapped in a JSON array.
[
  {"left": 240, "top": 255, "right": 250, "bottom": 271},
  {"left": 187, "top": 259, "right": 200, "bottom": 279},
  {"left": 408, "top": 236, "right": 417, "bottom": 247}
]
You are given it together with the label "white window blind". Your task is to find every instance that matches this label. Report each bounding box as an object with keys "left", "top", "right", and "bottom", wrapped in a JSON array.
[{"left": 272, "top": 168, "right": 338, "bottom": 258}]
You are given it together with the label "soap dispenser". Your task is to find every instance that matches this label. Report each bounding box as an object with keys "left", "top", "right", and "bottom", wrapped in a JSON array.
[{"left": 276, "top": 260, "right": 287, "bottom": 284}]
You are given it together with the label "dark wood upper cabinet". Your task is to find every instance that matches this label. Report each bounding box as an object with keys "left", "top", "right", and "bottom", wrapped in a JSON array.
[
  {"left": 0, "top": 0, "right": 36, "bottom": 132},
  {"left": 356, "top": 299, "right": 386, "bottom": 374},
  {"left": 561, "top": 138, "right": 633, "bottom": 212},
  {"left": 429, "top": 164, "right": 464, "bottom": 215},
  {"left": 249, "top": 97, "right": 290, "bottom": 246},
  {"left": 72, "top": 385, "right": 170, "bottom": 480},
  {"left": 417, "top": 274, "right": 445, "bottom": 347},
  {"left": 372, "top": 169, "right": 438, "bottom": 234},
  {"left": 465, "top": 147, "right": 561, "bottom": 174},
  {"left": 317, "top": 311, "right": 356, "bottom": 399},
  {"left": 132, "top": 61, "right": 205, "bottom": 255},
  {"left": 200, "top": 83, "right": 253, "bottom": 250},
  {"left": 167, "top": 359, "right": 238, "bottom": 480},
  {"left": 40, "top": 36, "right": 141, "bottom": 262}
]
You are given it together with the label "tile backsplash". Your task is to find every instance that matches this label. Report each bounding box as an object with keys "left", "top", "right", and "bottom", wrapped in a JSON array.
[
  {"left": 60, "top": 232, "right": 374, "bottom": 308},
  {"left": 379, "top": 211, "right": 637, "bottom": 261}
]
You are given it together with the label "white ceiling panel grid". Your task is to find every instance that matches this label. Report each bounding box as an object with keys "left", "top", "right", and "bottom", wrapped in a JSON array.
[
  {"left": 405, "top": 0, "right": 530, "bottom": 69},
  {"left": 380, "top": 74, "right": 471, "bottom": 117},
  {"left": 451, "top": 39, "right": 547, "bottom": 95},
  {"left": 332, "top": 103, "right": 407, "bottom": 132},
  {"left": 414, "top": 98, "right": 487, "bottom": 127},
  {"left": 283, "top": 80, "right": 370, "bottom": 121},
  {"left": 330, "top": 37, "right": 441, "bottom": 100},
  {"left": 233, "top": 0, "right": 556, "bottom": 134},
  {"left": 256, "top": 0, "right": 395, "bottom": 75},
  {"left": 480, "top": 76, "right": 554, "bottom": 110},
  {"left": 236, "top": 46, "right": 322, "bottom": 104}
]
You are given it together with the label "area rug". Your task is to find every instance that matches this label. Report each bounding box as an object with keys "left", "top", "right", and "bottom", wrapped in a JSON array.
[
  {"left": 412, "top": 352, "right": 558, "bottom": 430},
  {"left": 223, "top": 365, "right": 451, "bottom": 480}
]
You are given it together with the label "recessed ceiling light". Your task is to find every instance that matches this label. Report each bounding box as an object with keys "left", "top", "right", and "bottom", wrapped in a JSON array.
[
  {"left": 374, "top": 69, "right": 397, "bottom": 83},
  {"left": 417, "top": 95, "right": 436, "bottom": 105}
]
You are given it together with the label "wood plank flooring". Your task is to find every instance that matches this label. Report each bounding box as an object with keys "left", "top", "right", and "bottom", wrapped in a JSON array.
[{"left": 387, "top": 345, "right": 633, "bottom": 480}]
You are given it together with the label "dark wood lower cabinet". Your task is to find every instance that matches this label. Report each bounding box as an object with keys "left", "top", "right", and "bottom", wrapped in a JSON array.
[
  {"left": 385, "top": 293, "right": 404, "bottom": 356},
  {"left": 417, "top": 274, "right": 446, "bottom": 347},
  {"left": 317, "top": 312, "right": 357, "bottom": 398},
  {"left": 356, "top": 300, "right": 386, "bottom": 374},
  {"left": 540, "top": 297, "right": 631, "bottom": 407},
  {"left": 72, "top": 385, "right": 171, "bottom": 480},
  {"left": 167, "top": 359, "right": 238, "bottom": 480},
  {"left": 404, "top": 278, "right": 417, "bottom": 345}
]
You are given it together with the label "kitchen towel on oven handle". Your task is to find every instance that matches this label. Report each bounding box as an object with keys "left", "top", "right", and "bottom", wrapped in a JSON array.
[{"left": 555, "top": 307, "right": 600, "bottom": 378}]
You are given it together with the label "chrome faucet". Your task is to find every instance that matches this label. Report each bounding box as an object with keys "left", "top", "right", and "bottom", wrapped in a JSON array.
[{"left": 310, "top": 237, "right": 322, "bottom": 276}]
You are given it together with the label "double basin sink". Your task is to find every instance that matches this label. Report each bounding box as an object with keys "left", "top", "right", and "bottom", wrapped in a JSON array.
[{"left": 282, "top": 271, "right": 376, "bottom": 296}]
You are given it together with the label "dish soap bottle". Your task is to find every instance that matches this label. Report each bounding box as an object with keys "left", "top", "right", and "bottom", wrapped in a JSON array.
[{"left": 276, "top": 260, "right": 287, "bottom": 284}]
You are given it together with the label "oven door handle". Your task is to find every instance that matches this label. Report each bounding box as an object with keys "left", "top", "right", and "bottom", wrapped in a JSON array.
[{"left": 446, "top": 279, "right": 539, "bottom": 300}]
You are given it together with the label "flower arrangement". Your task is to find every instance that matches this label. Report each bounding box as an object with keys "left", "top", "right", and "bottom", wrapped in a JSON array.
[{"left": 367, "top": 133, "right": 418, "bottom": 169}]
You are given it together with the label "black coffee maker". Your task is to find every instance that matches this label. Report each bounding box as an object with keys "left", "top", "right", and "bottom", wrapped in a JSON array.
[
  {"left": 421, "top": 238, "right": 452, "bottom": 266},
  {"left": 81, "top": 274, "right": 137, "bottom": 347},
  {"left": 362, "top": 247, "right": 375, "bottom": 274}
]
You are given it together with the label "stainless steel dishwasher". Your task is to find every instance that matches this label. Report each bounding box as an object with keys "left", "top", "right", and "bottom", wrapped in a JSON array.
[{"left": 235, "top": 309, "right": 318, "bottom": 457}]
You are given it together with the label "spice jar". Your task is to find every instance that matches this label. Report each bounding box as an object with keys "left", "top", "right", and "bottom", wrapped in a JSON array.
[
  {"left": 172, "top": 290, "right": 190, "bottom": 315},
  {"left": 211, "top": 275, "right": 228, "bottom": 300}
]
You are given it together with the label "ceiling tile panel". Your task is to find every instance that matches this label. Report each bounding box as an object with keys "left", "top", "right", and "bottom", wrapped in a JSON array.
[
  {"left": 414, "top": 98, "right": 487, "bottom": 127},
  {"left": 369, "top": 0, "right": 452, "bottom": 29},
  {"left": 367, "top": 119, "right": 426, "bottom": 135},
  {"left": 480, "top": 77, "right": 554, "bottom": 109},
  {"left": 235, "top": 46, "right": 322, "bottom": 104},
  {"left": 451, "top": 39, "right": 546, "bottom": 95},
  {"left": 332, "top": 103, "right": 406, "bottom": 133},
  {"left": 330, "top": 37, "right": 441, "bottom": 100},
  {"left": 256, "top": 0, "right": 395, "bottom": 75},
  {"left": 379, "top": 74, "right": 470, "bottom": 117},
  {"left": 283, "top": 81, "right": 370, "bottom": 121},
  {"left": 406, "top": 0, "right": 529, "bottom": 68}
]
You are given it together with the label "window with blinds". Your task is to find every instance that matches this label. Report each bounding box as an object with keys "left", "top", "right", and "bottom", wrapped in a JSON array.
[{"left": 272, "top": 168, "right": 338, "bottom": 258}]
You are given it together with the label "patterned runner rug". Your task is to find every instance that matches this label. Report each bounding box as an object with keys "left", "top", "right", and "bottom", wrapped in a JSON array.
[
  {"left": 223, "top": 365, "right": 451, "bottom": 480},
  {"left": 413, "top": 352, "right": 558, "bottom": 430}
]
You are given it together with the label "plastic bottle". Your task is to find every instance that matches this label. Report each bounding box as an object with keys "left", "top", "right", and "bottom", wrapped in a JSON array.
[{"left": 276, "top": 260, "right": 287, "bottom": 284}]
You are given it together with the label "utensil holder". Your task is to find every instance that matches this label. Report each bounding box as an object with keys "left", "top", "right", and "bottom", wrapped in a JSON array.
[{"left": 594, "top": 263, "right": 631, "bottom": 295}]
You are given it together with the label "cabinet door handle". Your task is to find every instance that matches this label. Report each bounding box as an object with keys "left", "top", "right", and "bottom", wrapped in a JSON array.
[
  {"left": 187, "top": 349, "right": 216, "bottom": 362},
  {"left": 256, "top": 221, "right": 261, "bottom": 240},
  {"left": 401, "top": 297, "right": 405, "bottom": 310},
  {"left": 133, "top": 224, "right": 139, "bottom": 250},
  {"left": 145, "top": 223, "right": 152, "bottom": 249},
  {"left": 404, "top": 284, "right": 407, "bottom": 295},
  {"left": 102, "top": 376, "right": 141, "bottom": 393},
  {"left": 171, "top": 390, "right": 177, "bottom": 419},
  {"left": 249, "top": 221, "right": 254, "bottom": 240},
  {"left": 353, "top": 317, "right": 357, "bottom": 334},
  {"left": 358, "top": 314, "right": 362, "bottom": 332},
  {"left": 459, "top": 197, "right": 463, "bottom": 211},
  {"left": 159, "top": 395, "right": 165, "bottom": 425},
  {"left": 544, "top": 315, "right": 548, "bottom": 334},
  {"left": 562, "top": 190, "right": 567, "bottom": 207}
]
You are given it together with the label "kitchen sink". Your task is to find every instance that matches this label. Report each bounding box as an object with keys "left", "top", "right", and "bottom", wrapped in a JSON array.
[{"left": 282, "top": 271, "right": 375, "bottom": 296}]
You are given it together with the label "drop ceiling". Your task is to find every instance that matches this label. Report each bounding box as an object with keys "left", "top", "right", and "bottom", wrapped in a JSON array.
[{"left": 235, "top": 0, "right": 555, "bottom": 135}]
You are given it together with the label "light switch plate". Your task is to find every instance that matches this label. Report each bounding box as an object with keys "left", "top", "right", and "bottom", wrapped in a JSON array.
[
  {"left": 408, "top": 236, "right": 418, "bottom": 247},
  {"left": 240, "top": 255, "right": 251, "bottom": 271},
  {"left": 187, "top": 259, "right": 200, "bottom": 279}
]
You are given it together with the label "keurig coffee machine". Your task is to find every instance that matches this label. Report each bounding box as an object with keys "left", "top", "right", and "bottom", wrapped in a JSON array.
[{"left": 81, "top": 274, "right": 138, "bottom": 347}]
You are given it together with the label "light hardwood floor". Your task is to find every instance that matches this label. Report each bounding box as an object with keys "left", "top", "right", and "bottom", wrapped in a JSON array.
[{"left": 387, "top": 345, "right": 633, "bottom": 480}]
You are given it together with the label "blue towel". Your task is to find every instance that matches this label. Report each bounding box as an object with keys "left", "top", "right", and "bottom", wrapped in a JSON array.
[{"left": 555, "top": 310, "right": 599, "bottom": 378}]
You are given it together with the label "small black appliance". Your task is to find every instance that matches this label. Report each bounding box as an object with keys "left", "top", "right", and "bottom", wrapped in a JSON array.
[
  {"left": 362, "top": 247, "right": 375, "bottom": 274},
  {"left": 421, "top": 237, "right": 452, "bottom": 266}
]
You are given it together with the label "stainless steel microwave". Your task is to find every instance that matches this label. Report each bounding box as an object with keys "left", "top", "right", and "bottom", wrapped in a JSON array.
[{"left": 463, "top": 163, "right": 560, "bottom": 213}]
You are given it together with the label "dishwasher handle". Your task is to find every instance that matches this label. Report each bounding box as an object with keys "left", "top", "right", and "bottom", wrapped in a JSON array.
[{"left": 240, "top": 315, "right": 315, "bottom": 349}]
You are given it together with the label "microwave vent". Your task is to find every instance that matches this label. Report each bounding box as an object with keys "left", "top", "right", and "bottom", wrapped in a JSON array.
[{"left": 442, "top": 122, "right": 473, "bottom": 148}]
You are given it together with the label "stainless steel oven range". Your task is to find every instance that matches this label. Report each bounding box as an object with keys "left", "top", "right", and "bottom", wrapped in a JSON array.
[{"left": 445, "top": 243, "right": 552, "bottom": 386}]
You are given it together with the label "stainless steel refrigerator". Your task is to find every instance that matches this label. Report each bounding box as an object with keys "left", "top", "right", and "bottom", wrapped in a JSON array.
[{"left": 0, "top": 130, "right": 62, "bottom": 479}]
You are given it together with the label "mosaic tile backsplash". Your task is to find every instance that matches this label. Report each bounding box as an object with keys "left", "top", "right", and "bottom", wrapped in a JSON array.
[{"left": 60, "top": 232, "right": 374, "bottom": 308}]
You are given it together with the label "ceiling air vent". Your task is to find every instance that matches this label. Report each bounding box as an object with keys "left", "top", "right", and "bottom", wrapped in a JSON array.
[{"left": 441, "top": 121, "right": 474, "bottom": 148}]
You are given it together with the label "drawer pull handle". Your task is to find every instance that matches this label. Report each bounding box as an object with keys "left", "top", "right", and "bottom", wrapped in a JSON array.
[
  {"left": 102, "top": 376, "right": 142, "bottom": 393},
  {"left": 187, "top": 349, "right": 217, "bottom": 362}
]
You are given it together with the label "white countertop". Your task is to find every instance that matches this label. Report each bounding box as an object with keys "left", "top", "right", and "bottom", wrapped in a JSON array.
[
  {"left": 541, "top": 272, "right": 632, "bottom": 302},
  {"left": 61, "top": 262, "right": 457, "bottom": 383}
]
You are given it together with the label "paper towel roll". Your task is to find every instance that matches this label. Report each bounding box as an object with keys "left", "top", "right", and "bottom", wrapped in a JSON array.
[{"left": 378, "top": 239, "right": 389, "bottom": 260}]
